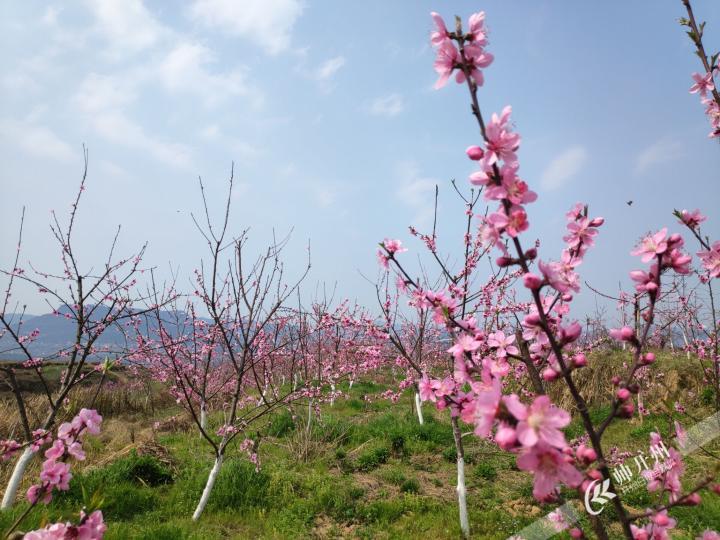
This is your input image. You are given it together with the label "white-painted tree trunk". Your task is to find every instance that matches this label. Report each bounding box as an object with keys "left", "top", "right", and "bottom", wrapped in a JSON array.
[
  {"left": 1, "top": 447, "right": 35, "bottom": 510},
  {"left": 306, "top": 399, "right": 313, "bottom": 434},
  {"left": 414, "top": 392, "right": 424, "bottom": 425},
  {"left": 450, "top": 416, "right": 469, "bottom": 538},
  {"left": 456, "top": 456, "right": 469, "bottom": 538},
  {"left": 192, "top": 455, "right": 223, "bottom": 521},
  {"left": 681, "top": 329, "right": 691, "bottom": 359},
  {"left": 330, "top": 383, "right": 336, "bottom": 407},
  {"left": 349, "top": 379, "right": 354, "bottom": 389},
  {"left": 200, "top": 400, "right": 208, "bottom": 431}
]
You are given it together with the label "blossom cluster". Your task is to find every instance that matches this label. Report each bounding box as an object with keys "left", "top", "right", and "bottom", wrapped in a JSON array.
[
  {"left": 23, "top": 510, "right": 106, "bottom": 540},
  {"left": 689, "top": 68, "right": 720, "bottom": 138},
  {"left": 27, "top": 409, "right": 102, "bottom": 505},
  {"left": 431, "top": 11, "right": 493, "bottom": 89},
  {"left": 377, "top": 9, "right": 720, "bottom": 537}
]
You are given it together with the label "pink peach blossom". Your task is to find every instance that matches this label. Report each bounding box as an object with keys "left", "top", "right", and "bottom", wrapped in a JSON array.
[
  {"left": 504, "top": 394, "right": 570, "bottom": 448},
  {"left": 690, "top": 72, "right": 715, "bottom": 97},
  {"left": 516, "top": 442, "right": 582, "bottom": 500},
  {"left": 631, "top": 228, "right": 668, "bottom": 263}
]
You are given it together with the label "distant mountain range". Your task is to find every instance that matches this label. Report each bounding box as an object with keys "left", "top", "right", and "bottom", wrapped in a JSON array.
[{"left": 0, "top": 307, "right": 198, "bottom": 361}]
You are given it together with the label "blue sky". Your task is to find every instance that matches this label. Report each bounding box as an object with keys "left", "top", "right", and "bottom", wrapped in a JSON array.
[{"left": 1, "top": 0, "right": 719, "bottom": 318}]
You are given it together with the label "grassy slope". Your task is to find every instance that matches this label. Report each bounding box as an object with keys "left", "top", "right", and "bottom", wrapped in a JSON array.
[{"left": 0, "top": 354, "right": 719, "bottom": 539}]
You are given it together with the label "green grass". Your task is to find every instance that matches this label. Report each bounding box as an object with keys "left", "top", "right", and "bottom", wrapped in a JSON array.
[{"left": 2, "top": 354, "right": 719, "bottom": 539}]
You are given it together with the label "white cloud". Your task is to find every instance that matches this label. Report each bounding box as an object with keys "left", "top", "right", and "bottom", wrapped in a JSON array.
[
  {"left": 89, "top": 111, "right": 192, "bottom": 169},
  {"left": 368, "top": 94, "right": 404, "bottom": 117},
  {"left": 314, "top": 56, "right": 346, "bottom": 81},
  {"left": 188, "top": 0, "right": 304, "bottom": 55},
  {"left": 97, "top": 159, "right": 132, "bottom": 182},
  {"left": 2, "top": 72, "right": 41, "bottom": 94},
  {"left": 198, "top": 124, "right": 259, "bottom": 161},
  {"left": 73, "top": 75, "right": 192, "bottom": 168},
  {"left": 24, "top": 105, "right": 50, "bottom": 123},
  {"left": 85, "top": 0, "right": 165, "bottom": 55},
  {"left": 540, "top": 145, "right": 588, "bottom": 190},
  {"left": 73, "top": 73, "right": 138, "bottom": 114},
  {"left": 41, "top": 7, "right": 61, "bottom": 26},
  {"left": 72, "top": 73, "right": 187, "bottom": 167},
  {"left": 158, "top": 42, "right": 256, "bottom": 107},
  {"left": 396, "top": 161, "right": 437, "bottom": 228},
  {"left": 313, "top": 186, "right": 335, "bottom": 208},
  {"left": 199, "top": 124, "right": 220, "bottom": 140},
  {"left": 0, "top": 120, "right": 76, "bottom": 162},
  {"left": 634, "top": 137, "right": 685, "bottom": 175}
]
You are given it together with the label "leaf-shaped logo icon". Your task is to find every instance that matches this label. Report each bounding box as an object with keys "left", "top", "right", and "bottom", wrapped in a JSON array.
[{"left": 584, "top": 478, "right": 615, "bottom": 515}]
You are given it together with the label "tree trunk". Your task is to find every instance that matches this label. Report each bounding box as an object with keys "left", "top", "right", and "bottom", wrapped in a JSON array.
[
  {"left": 1, "top": 447, "right": 35, "bottom": 510},
  {"left": 451, "top": 417, "right": 470, "bottom": 538},
  {"left": 200, "top": 400, "right": 208, "bottom": 431},
  {"left": 306, "top": 399, "right": 313, "bottom": 434},
  {"left": 192, "top": 454, "right": 223, "bottom": 521},
  {"left": 414, "top": 391, "right": 424, "bottom": 425},
  {"left": 681, "top": 328, "right": 691, "bottom": 359}
]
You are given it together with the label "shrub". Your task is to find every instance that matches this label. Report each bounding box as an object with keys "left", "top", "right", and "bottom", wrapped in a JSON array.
[
  {"left": 442, "top": 447, "right": 456, "bottom": 463},
  {"left": 400, "top": 478, "right": 420, "bottom": 494},
  {"left": 356, "top": 445, "right": 390, "bottom": 471},
  {"left": 134, "top": 524, "right": 189, "bottom": 540},
  {"left": 99, "top": 483, "right": 158, "bottom": 521},
  {"left": 102, "top": 452, "right": 174, "bottom": 487},
  {"left": 208, "top": 459, "right": 270, "bottom": 511},
  {"left": 390, "top": 434, "right": 406, "bottom": 457},
  {"left": 474, "top": 461, "right": 497, "bottom": 481},
  {"left": 267, "top": 409, "right": 296, "bottom": 437}
]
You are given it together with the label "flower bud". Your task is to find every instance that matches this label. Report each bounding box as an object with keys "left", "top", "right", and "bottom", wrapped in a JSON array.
[
  {"left": 569, "top": 528, "right": 585, "bottom": 539},
  {"left": 611, "top": 376, "right": 621, "bottom": 386},
  {"left": 524, "top": 248, "right": 537, "bottom": 260},
  {"left": 587, "top": 469, "right": 603, "bottom": 481},
  {"left": 577, "top": 444, "right": 597, "bottom": 464},
  {"left": 495, "top": 424, "right": 517, "bottom": 450},
  {"left": 542, "top": 368, "right": 558, "bottom": 382},
  {"left": 573, "top": 353, "right": 587, "bottom": 367},
  {"left": 620, "top": 326, "right": 634, "bottom": 340},
  {"left": 619, "top": 402, "right": 635, "bottom": 418},
  {"left": 589, "top": 217, "right": 605, "bottom": 227},
  {"left": 466, "top": 145, "right": 485, "bottom": 160},
  {"left": 642, "top": 352, "right": 655, "bottom": 365},
  {"left": 496, "top": 256, "right": 513, "bottom": 267},
  {"left": 653, "top": 513, "right": 670, "bottom": 526},
  {"left": 682, "top": 492, "right": 701, "bottom": 506},
  {"left": 561, "top": 322, "right": 582, "bottom": 343},
  {"left": 668, "top": 233, "right": 682, "bottom": 246},
  {"left": 523, "top": 272, "right": 543, "bottom": 290},
  {"left": 617, "top": 388, "right": 631, "bottom": 401}
]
